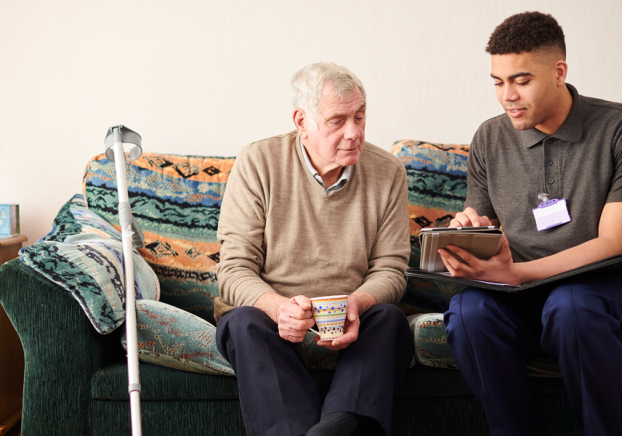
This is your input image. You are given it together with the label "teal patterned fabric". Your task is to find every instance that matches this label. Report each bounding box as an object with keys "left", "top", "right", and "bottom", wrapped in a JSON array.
[
  {"left": 121, "top": 300, "right": 234, "bottom": 375},
  {"left": 409, "top": 313, "right": 561, "bottom": 377},
  {"left": 121, "top": 300, "right": 355, "bottom": 374},
  {"left": 19, "top": 194, "right": 160, "bottom": 334},
  {"left": 391, "top": 140, "right": 469, "bottom": 315},
  {"left": 83, "top": 153, "right": 235, "bottom": 325}
]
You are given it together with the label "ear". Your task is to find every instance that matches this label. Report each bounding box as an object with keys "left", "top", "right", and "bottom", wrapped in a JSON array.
[
  {"left": 554, "top": 59, "right": 569, "bottom": 87},
  {"left": 292, "top": 108, "right": 308, "bottom": 140}
]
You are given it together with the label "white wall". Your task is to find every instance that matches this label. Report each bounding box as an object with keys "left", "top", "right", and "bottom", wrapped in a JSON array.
[{"left": 2, "top": 0, "right": 621, "bottom": 245}]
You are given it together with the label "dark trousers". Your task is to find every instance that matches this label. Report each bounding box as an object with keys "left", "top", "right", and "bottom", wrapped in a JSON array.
[
  {"left": 444, "top": 276, "right": 622, "bottom": 436},
  {"left": 216, "top": 304, "right": 414, "bottom": 436}
]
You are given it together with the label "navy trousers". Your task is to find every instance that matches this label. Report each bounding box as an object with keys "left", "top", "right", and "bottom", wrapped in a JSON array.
[
  {"left": 216, "top": 304, "right": 414, "bottom": 436},
  {"left": 444, "top": 276, "right": 622, "bottom": 436}
]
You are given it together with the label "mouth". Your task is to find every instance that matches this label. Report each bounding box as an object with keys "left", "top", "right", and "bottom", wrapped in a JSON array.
[{"left": 506, "top": 108, "right": 526, "bottom": 118}]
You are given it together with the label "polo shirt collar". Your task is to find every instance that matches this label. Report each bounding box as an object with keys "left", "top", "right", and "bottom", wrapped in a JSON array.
[{"left": 520, "top": 83, "right": 586, "bottom": 148}]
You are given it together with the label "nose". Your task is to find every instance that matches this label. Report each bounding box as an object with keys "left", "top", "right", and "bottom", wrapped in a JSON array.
[
  {"left": 502, "top": 84, "right": 519, "bottom": 102},
  {"left": 343, "top": 119, "right": 362, "bottom": 141}
]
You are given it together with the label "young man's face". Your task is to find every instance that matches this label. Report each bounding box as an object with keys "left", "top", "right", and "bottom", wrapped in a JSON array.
[
  {"left": 491, "top": 50, "right": 567, "bottom": 133},
  {"left": 303, "top": 84, "right": 366, "bottom": 173}
]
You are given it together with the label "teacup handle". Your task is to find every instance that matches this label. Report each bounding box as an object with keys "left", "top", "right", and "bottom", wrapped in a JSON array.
[{"left": 309, "top": 328, "right": 320, "bottom": 336}]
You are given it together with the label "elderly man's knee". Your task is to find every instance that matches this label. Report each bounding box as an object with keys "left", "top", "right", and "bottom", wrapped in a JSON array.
[
  {"left": 365, "top": 304, "right": 407, "bottom": 328},
  {"left": 220, "top": 306, "right": 274, "bottom": 336}
]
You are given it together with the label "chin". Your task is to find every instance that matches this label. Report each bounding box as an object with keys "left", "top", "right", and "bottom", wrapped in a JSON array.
[
  {"left": 339, "top": 156, "right": 361, "bottom": 167},
  {"left": 509, "top": 119, "right": 535, "bottom": 131}
]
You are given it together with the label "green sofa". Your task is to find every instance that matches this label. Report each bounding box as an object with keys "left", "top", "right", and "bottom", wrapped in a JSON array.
[{"left": 0, "top": 140, "right": 583, "bottom": 435}]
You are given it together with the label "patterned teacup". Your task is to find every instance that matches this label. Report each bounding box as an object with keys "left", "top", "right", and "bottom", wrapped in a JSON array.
[{"left": 309, "top": 295, "right": 348, "bottom": 341}]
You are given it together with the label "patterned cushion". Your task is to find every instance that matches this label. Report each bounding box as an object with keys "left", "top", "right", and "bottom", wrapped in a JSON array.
[
  {"left": 121, "top": 300, "right": 234, "bottom": 375},
  {"left": 19, "top": 194, "right": 160, "bottom": 334},
  {"left": 408, "top": 313, "right": 561, "bottom": 377},
  {"left": 83, "top": 153, "right": 235, "bottom": 325},
  {"left": 123, "top": 302, "right": 414, "bottom": 375},
  {"left": 391, "top": 140, "right": 470, "bottom": 315}
]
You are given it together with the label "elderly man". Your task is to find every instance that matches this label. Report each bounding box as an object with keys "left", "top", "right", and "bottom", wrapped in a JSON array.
[{"left": 215, "top": 62, "right": 414, "bottom": 436}]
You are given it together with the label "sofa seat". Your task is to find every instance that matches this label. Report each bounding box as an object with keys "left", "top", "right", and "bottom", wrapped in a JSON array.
[{"left": 92, "top": 360, "right": 571, "bottom": 403}]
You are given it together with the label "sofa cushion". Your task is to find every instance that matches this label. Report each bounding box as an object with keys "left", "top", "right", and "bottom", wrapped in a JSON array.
[
  {"left": 392, "top": 140, "right": 470, "bottom": 315},
  {"left": 121, "top": 300, "right": 234, "bottom": 376},
  {"left": 19, "top": 194, "right": 160, "bottom": 334},
  {"left": 83, "top": 153, "right": 235, "bottom": 325},
  {"left": 119, "top": 299, "right": 361, "bottom": 373},
  {"left": 409, "top": 313, "right": 561, "bottom": 377}
]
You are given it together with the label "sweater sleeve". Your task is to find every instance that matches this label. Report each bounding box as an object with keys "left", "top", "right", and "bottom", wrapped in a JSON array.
[
  {"left": 355, "top": 164, "right": 410, "bottom": 305},
  {"left": 216, "top": 145, "right": 275, "bottom": 309}
]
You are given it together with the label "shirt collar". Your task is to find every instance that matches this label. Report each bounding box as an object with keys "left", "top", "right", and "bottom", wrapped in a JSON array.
[
  {"left": 520, "top": 83, "right": 586, "bottom": 148},
  {"left": 299, "top": 138, "right": 351, "bottom": 190}
]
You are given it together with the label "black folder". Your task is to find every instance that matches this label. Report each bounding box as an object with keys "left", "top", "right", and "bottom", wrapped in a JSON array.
[{"left": 405, "top": 253, "right": 622, "bottom": 292}]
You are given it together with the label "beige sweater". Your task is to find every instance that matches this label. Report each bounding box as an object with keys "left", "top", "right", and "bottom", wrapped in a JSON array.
[{"left": 215, "top": 131, "right": 410, "bottom": 318}]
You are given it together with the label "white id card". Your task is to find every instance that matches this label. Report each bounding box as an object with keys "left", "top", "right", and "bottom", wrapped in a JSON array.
[{"left": 532, "top": 198, "right": 571, "bottom": 232}]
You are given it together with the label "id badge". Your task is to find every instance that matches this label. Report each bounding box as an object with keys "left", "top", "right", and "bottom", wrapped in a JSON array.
[{"left": 532, "top": 198, "right": 571, "bottom": 232}]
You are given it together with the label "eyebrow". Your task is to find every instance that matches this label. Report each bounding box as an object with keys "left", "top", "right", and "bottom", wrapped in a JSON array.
[
  {"left": 490, "top": 72, "right": 534, "bottom": 81},
  {"left": 326, "top": 103, "right": 366, "bottom": 121}
]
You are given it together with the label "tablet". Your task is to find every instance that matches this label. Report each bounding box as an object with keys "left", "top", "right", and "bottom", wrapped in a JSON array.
[{"left": 419, "top": 227, "right": 502, "bottom": 272}]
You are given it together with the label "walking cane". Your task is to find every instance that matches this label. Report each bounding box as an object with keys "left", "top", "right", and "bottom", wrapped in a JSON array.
[{"left": 104, "top": 125, "right": 146, "bottom": 435}]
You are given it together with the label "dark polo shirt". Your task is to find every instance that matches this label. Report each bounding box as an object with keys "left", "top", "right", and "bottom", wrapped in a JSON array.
[{"left": 466, "top": 84, "right": 622, "bottom": 263}]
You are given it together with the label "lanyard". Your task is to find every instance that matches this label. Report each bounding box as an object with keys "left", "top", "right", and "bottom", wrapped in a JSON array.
[
  {"left": 538, "top": 137, "right": 550, "bottom": 202},
  {"left": 533, "top": 137, "right": 571, "bottom": 231}
]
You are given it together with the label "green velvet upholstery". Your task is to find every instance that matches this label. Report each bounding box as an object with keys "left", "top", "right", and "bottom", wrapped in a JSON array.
[{"left": 0, "top": 257, "right": 582, "bottom": 435}]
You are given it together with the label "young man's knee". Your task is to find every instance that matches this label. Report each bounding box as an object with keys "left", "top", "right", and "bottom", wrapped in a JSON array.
[
  {"left": 542, "top": 283, "right": 615, "bottom": 336},
  {"left": 445, "top": 288, "right": 510, "bottom": 337}
]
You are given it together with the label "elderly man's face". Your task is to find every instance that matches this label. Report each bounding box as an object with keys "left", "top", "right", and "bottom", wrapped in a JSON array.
[{"left": 303, "top": 84, "right": 366, "bottom": 174}]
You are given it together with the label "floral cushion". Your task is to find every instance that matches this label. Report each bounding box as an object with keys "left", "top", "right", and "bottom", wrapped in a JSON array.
[
  {"left": 19, "top": 194, "right": 160, "bottom": 334},
  {"left": 83, "top": 152, "right": 235, "bottom": 325},
  {"left": 408, "top": 313, "right": 561, "bottom": 377}
]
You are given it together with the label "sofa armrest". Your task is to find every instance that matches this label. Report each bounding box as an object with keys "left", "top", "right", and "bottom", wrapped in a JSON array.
[{"left": 0, "top": 258, "right": 123, "bottom": 436}]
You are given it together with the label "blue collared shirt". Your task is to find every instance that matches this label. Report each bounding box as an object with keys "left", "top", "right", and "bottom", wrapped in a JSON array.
[{"left": 300, "top": 139, "right": 351, "bottom": 194}]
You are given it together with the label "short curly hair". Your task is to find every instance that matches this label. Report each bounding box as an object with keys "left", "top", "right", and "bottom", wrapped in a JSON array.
[{"left": 486, "top": 11, "right": 566, "bottom": 58}]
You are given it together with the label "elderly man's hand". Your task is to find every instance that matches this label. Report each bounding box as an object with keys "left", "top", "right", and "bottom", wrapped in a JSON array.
[
  {"left": 276, "top": 295, "right": 316, "bottom": 343},
  {"left": 314, "top": 295, "right": 362, "bottom": 351}
]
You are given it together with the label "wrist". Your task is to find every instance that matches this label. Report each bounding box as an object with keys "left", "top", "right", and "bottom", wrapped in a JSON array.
[
  {"left": 512, "top": 262, "right": 531, "bottom": 286},
  {"left": 351, "top": 291, "right": 377, "bottom": 316},
  {"left": 254, "top": 292, "right": 288, "bottom": 323}
]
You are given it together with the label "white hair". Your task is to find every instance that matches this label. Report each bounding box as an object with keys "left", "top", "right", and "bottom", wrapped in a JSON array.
[{"left": 291, "top": 62, "right": 366, "bottom": 130}]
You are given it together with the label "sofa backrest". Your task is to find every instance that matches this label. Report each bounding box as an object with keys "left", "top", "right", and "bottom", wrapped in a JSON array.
[
  {"left": 391, "top": 140, "right": 470, "bottom": 314},
  {"left": 82, "top": 141, "right": 470, "bottom": 322},
  {"left": 83, "top": 153, "right": 235, "bottom": 325}
]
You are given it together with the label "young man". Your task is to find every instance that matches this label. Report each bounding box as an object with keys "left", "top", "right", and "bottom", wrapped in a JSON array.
[{"left": 441, "top": 12, "right": 622, "bottom": 436}]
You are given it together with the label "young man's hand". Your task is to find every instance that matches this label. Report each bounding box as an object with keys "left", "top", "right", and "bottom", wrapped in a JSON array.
[
  {"left": 438, "top": 233, "right": 523, "bottom": 285},
  {"left": 450, "top": 207, "right": 499, "bottom": 228}
]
